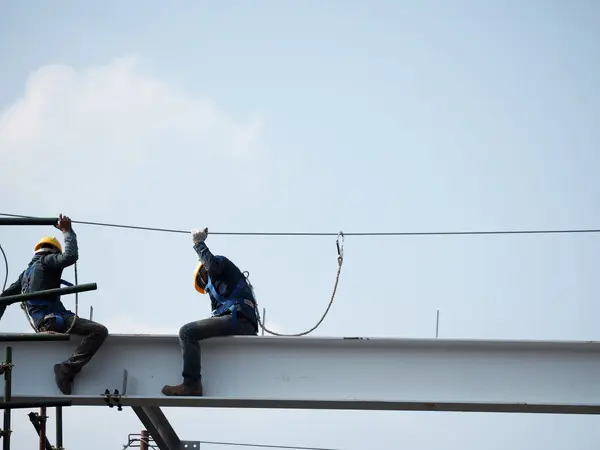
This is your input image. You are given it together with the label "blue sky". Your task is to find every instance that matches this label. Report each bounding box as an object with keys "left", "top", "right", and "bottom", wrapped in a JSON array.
[{"left": 1, "top": 0, "right": 600, "bottom": 448}]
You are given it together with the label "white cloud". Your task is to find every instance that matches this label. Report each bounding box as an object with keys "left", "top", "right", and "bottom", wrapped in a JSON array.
[{"left": 0, "top": 56, "right": 265, "bottom": 213}]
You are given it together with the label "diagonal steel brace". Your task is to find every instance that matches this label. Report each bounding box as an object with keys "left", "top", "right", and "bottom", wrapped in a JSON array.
[{"left": 131, "top": 406, "right": 181, "bottom": 450}]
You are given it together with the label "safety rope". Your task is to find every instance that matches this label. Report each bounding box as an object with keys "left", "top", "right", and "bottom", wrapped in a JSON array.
[
  {"left": 21, "top": 262, "right": 79, "bottom": 335},
  {"left": 253, "top": 232, "right": 344, "bottom": 336}
]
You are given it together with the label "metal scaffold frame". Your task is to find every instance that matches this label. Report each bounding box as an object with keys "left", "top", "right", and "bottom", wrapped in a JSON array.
[
  {"left": 0, "top": 338, "right": 74, "bottom": 450},
  {"left": 0, "top": 215, "right": 96, "bottom": 449}
]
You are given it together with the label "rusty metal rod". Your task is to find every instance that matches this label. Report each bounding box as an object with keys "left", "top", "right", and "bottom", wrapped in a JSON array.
[
  {"left": 140, "top": 430, "right": 149, "bottom": 450},
  {"left": 38, "top": 406, "right": 46, "bottom": 450},
  {"left": 27, "top": 412, "right": 52, "bottom": 450}
]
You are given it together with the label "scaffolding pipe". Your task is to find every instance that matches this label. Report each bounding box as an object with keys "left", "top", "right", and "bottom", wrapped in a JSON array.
[
  {"left": 38, "top": 407, "right": 47, "bottom": 450},
  {"left": 0, "top": 217, "right": 57, "bottom": 227},
  {"left": 0, "top": 400, "right": 71, "bottom": 409},
  {"left": 0, "top": 283, "right": 97, "bottom": 307},
  {"left": 56, "top": 406, "right": 63, "bottom": 450},
  {"left": 2, "top": 346, "right": 11, "bottom": 450}
]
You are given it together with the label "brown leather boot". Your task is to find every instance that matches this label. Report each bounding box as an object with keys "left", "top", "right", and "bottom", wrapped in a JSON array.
[{"left": 161, "top": 381, "right": 203, "bottom": 396}]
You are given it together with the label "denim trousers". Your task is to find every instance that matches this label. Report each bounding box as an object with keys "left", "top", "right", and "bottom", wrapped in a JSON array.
[
  {"left": 38, "top": 315, "right": 109, "bottom": 376},
  {"left": 179, "top": 313, "right": 257, "bottom": 385}
]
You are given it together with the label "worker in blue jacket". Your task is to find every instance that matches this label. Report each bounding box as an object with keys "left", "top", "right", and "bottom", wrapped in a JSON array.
[
  {"left": 162, "top": 227, "right": 259, "bottom": 396},
  {"left": 0, "top": 214, "right": 109, "bottom": 395}
]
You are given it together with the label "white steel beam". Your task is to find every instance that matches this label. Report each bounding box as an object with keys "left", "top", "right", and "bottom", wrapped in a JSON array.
[{"left": 1, "top": 333, "right": 599, "bottom": 414}]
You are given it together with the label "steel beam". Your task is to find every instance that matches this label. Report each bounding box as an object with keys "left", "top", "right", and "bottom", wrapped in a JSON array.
[
  {"left": 1, "top": 333, "right": 599, "bottom": 414},
  {"left": 132, "top": 406, "right": 181, "bottom": 450}
]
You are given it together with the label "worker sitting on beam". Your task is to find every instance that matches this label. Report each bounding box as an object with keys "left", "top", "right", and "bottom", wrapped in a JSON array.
[
  {"left": 0, "top": 214, "right": 109, "bottom": 395},
  {"left": 162, "top": 227, "right": 259, "bottom": 396}
]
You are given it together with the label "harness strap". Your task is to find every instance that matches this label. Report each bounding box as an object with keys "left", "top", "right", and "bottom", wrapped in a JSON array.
[
  {"left": 206, "top": 276, "right": 258, "bottom": 331},
  {"left": 20, "top": 261, "right": 79, "bottom": 334}
]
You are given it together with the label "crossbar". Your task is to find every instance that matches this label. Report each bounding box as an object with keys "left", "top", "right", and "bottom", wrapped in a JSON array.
[
  {"left": 0, "top": 217, "right": 58, "bottom": 226},
  {"left": 0, "top": 283, "right": 97, "bottom": 307}
]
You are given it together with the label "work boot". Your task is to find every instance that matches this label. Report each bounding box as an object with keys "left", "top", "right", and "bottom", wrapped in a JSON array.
[
  {"left": 54, "top": 363, "right": 74, "bottom": 395},
  {"left": 161, "top": 381, "right": 203, "bottom": 396}
]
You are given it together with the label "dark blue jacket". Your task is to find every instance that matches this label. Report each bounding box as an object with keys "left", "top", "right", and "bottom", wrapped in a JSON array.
[
  {"left": 194, "top": 241, "right": 258, "bottom": 328},
  {"left": 0, "top": 230, "right": 78, "bottom": 323}
]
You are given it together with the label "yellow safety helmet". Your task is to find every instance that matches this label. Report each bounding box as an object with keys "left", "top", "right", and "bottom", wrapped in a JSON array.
[
  {"left": 34, "top": 236, "right": 62, "bottom": 254},
  {"left": 193, "top": 262, "right": 207, "bottom": 294}
]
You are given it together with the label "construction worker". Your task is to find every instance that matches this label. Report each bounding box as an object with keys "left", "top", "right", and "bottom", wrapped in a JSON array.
[
  {"left": 0, "top": 214, "right": 108, "bottom": 395},
  {"left": 161, "top": 227, "right": 259, "bottom": 396}
]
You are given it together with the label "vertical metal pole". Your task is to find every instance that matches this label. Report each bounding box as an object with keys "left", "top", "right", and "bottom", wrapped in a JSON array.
[
  {"left": 140, "top": 430, "right": 149, "bottom": 450},
  {"left": 55, "top": 406, "right": 63, "bottom": 450},
  {"left": 3, "top": 346, "right": 12, "bottom": 450},
  {"left": 261, "top": 308, "right": 266, "bottom": 336},
  {"left": 38, "top": 406, "right": 46, "bottom": 450},
  {"left": 435, "top": 310, "right": 440, "bottom": 338},
  {"left": 89, "top": 305, "right": 93, "bottom": 321}
]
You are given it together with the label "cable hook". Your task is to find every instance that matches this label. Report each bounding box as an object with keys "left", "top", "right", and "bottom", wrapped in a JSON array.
[{"left": 336, "top": 231, "right": 344, "bottom": 264}]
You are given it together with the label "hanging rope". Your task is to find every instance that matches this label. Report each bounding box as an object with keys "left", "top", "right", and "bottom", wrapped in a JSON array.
[
  {"left": 253, "top": 232, "right": 344, "bottom": 336},
  {"left": 21, "top": 261, "right": 79, "bottom": 335}
]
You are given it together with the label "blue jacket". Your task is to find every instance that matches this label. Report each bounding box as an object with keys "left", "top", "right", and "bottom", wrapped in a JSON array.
[
  {"left": 194, "top": 241, "right": 258, "bottom": 329},
  {"left": 0, "top": 230, "right": 78, "bottom": 325}
]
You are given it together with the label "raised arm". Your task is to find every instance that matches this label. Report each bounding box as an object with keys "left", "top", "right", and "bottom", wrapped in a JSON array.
[
  {"left": 191, "top": 228, "right": 225, "bottom": 276},
  {"left": 40, "top": 220, "right": 79, "bottom": 269}
]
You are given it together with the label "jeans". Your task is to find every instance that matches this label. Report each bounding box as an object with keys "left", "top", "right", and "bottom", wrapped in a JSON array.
[
  {"left": 179, "top": 313, "right": 257, "bottom": 384},
  {"left": 38, "top": 315, "right": 109, "bottom": 376}
]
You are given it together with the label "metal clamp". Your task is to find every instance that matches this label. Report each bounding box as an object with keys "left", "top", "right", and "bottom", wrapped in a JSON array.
[
  {"left": 0, "top": 362, "right": 13, "bottom": 376},
  {"left": 103, "top": 389, "right": 123, "bottom": 411}
]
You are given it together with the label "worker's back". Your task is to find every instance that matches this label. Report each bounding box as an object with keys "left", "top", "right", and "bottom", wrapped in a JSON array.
[
  {"left": 22, "top": 254, "right": 70, "bottom": 320},
  {"left": 206, "top": 255, "right": 250, "bottom": 304}
]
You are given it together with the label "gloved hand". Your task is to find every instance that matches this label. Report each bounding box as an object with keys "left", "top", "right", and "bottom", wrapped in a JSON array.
[{"left": 191, "top": 227, "right": 208, "bottom": 245}]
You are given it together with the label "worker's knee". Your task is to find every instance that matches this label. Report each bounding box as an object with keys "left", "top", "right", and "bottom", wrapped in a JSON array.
[
  {"left": 179, "top": 322, "right": 194, "bottom": 341},
  {"left": 97, "top": 323, "right": 109, "bottom": 340},
  {"left": 179, "top": 320, "right": 210, "bottom": 342},
  {"left": 90, "top": 322, "right": 109, "bottom": 341}
]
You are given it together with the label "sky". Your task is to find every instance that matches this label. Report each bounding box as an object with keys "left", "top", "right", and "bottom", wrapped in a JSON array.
[{"left": 1, "top": 0, "right": 599, "bottom": 448}]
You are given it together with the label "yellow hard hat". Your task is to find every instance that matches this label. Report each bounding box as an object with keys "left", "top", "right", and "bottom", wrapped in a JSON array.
[
  {"left": 193, "top": 262, "right": 207, "bottom": 294},
  {"left": 34, "top": 236, "right": 62, "bottom": 253}
]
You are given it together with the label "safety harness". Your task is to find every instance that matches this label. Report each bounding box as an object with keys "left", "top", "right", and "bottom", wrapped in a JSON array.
[
  {"left": 206, "top": 272, "right": 259, "bottom": 331},
  {"left": 20, "top": 260, "right": 75, "bottom": 333}
]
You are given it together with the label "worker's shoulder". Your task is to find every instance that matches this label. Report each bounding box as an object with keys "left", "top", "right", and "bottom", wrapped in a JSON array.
[
  {"left": 36, "top": 254, "right": 62, "bottom": 268},
  {"left": 214, "top": 254, "right": 234, "bottom": 265},
  {"left": 214, "top": 255, "right": 243, "bottom": 271}
]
